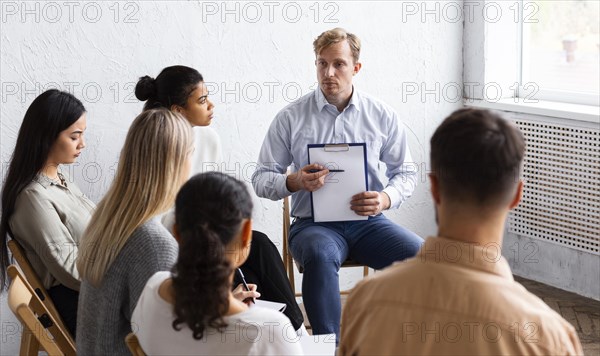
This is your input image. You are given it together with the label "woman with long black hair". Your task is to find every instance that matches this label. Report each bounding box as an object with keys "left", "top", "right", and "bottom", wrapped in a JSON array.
[{"left": 0, "top": 89, "right": 92, "bottom": 336}]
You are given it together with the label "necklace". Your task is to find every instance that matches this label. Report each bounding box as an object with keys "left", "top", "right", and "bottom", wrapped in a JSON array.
[
  {"left": 43, "top": 173, "right": 67, "bottom": 187},
  {"left": 57, "top": 173, "right": 67, "bottom": 187},
  {"left": 57, "top": 172, "right": 67, "bottom": 188}
]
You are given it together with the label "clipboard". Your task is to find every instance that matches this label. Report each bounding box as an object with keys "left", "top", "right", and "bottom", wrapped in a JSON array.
[{"left": 307, "top": 143, "right": 368, "bottom": 222}]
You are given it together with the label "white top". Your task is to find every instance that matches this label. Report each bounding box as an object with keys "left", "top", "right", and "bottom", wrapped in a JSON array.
[
  {"left": 132, "top": 271, "right": 304, "bottom": 356},
  {"left": 192, "top": 126, "right": 223, "bottom": 173},
  {"left": 161, "top": 126, "right": 223, "bottom": 231}
]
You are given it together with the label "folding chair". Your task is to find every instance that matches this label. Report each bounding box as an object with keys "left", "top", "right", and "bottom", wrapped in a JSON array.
[
  {"left": 125, "top": 332, "right": 146, "bottom": 356},
  {"left": 7, "top": 265, "right": 76, "bottom": 356},
  {"left": 7, "top": 239, "right": 74, "bottom": 343},
  {"left": 282, "top": 196, "right": 369, "bottom": 296}
]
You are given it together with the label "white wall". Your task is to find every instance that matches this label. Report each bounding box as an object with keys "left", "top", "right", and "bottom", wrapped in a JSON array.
[{"left": 0, "top": 1, "right": 463, "bottom": 353}]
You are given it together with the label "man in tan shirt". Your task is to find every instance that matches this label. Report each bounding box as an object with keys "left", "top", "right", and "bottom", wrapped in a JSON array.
[{"left": 339, "top": 108, "right": 583, "bottom": 355}]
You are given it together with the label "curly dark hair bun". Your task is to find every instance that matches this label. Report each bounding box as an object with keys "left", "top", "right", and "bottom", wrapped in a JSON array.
[{"left": 134, "top": 75, "right": 157, "bottom": 101}]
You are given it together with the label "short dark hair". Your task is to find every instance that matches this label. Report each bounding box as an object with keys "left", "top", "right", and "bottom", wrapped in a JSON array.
[
  {"left": 430, "top": 108, "right": 525, "bottom": 207},
  {"left": 171, "top": 172, "right": 253, "bottom": 340},
  {"left": 135, "top": 65, "right": 203, "bottom": 111},
  {"left": 0, "top": 89, "right": 85, "bottom": 289}
]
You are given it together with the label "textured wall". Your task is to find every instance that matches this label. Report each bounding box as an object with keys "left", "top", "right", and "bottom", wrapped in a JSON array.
[{"left": 0, "top": 1, "right": 463, "bottom": 352}]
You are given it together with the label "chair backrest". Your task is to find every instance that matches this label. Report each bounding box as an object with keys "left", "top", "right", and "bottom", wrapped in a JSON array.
[
  {"left": 7, "top": 239, "right": 74, "bottom": 343},
  {"left": 7, "top": 265, "right": 76, "bottom": 356},
  {"left": 125, "top": 333, "right": 146, "bottom": 356}
]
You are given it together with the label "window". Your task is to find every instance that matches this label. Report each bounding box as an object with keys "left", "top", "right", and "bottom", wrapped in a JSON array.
[{"left": 521, "top": 0, "right": 600, "bottom": 106}]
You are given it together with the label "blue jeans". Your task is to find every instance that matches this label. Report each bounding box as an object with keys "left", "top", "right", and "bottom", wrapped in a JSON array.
[{"left": 288, "top": 214, "right": 423, "bottom": 340}]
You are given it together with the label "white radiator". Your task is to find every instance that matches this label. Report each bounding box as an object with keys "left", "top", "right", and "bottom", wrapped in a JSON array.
[{"left": 508, "top": 119, "right": 600, "bottom": 255}]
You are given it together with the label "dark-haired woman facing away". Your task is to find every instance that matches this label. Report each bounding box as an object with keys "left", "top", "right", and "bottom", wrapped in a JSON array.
[
  {"left": 132, "top": 172, "right": 303, "bottom": 355},
  {"left": 135, "top": 65, "right": 304, "bottom": 331},
  {"left": 0, "top": 90, "right": 92, "bottom": 336}
]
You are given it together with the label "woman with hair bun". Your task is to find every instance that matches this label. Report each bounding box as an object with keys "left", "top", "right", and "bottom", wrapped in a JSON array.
[
  {"left": 132, "top": 172, "right": 302, "bottom": 355},
  {"left": 135, "top": 67, "right": 223, "bottom": 164},
  {"left": 134, "top": 66, "right": 304, "bottom": 331}
]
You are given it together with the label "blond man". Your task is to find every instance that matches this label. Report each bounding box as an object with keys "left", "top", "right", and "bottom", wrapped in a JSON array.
[{"left": 252, "top": 28, "right": 423, "bottom": 340}]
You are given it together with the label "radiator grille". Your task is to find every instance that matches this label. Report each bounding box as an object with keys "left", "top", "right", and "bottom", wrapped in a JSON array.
[{"left": 508, "top": 119, "right": 600, "bottom": 255}]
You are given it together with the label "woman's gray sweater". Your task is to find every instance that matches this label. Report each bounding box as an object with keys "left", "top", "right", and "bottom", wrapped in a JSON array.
[{"left": 76, "top": 218, "right": 178, "bottom": 355}]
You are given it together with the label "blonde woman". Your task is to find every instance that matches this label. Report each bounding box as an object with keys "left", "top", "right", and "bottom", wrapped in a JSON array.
[{"left": 76, "top": 108, "right": 193, "bottom": 355}]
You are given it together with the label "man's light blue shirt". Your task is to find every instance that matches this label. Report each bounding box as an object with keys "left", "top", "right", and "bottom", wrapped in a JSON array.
[{"left": 252, "top": 87, "right": 417, "bottom": 218}]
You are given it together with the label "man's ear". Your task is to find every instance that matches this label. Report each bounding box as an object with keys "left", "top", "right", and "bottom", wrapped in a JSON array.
[
  {"left": 353, "top": 61, "right": 362, "bottom": 75},
  {"left": 429, "top": 173, "right": 441, "bottom": 205},
  {"left": 173, "top": 224, "right": 181, "bottom": 244},
  {"left": 240, "top": 219, "right": 253, "bottom": 249},
  {"left": 509, "top": 180, "right": 524, "bottom": 210}
]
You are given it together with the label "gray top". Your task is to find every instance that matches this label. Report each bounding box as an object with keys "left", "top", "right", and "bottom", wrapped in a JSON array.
[
  {"left": 76, "top": 218, "right": 178, "bottom": 355},
  {"left": 9, "top": 173, "right": 95, "bottom": 290}
]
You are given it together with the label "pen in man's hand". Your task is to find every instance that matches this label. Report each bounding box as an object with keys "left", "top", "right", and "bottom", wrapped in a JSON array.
[
  {"left": 237, "top": 268, "right": 255, "bottom": 304},
  {"left": 308, "top": 169, "right": 345, "bottom": 173}
]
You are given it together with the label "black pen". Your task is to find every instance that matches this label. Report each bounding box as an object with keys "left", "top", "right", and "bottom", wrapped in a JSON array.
[
  {"left": 308, "top": 169, "right": 345, "bottom": 173},
  {"left": 237, "top": 268, "right": 255, "bottom": 304}
]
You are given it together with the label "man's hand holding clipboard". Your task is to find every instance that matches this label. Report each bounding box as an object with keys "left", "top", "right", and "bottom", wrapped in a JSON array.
[
  {"left": 286, "top": 163, "right": 389, "bottom": 216},
  {"left": 285, "top": 143, "right": 385, "bottom": 222},
  {"left": 350, "top": 190, "right": 391, "bottom": 216}
]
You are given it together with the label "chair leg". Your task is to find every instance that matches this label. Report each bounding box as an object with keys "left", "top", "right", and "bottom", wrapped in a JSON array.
[
  {"left": 282, "top": 197, "right": 297, "bottom": 296},
  {"left": 288, "top": 263, "right": 296, "bottom": 295},
  {"left": 19, "top": 326, "right": 40, "bottom": 356}
]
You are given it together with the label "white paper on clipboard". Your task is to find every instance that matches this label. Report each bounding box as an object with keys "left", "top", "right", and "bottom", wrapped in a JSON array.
[{"left": 308, "top": 143, "right": 368, "bottom": 222}]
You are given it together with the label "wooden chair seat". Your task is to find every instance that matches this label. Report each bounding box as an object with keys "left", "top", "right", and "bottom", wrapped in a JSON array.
[{"left": 295, "top": 258, "right": 364, "bottom": 273}]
